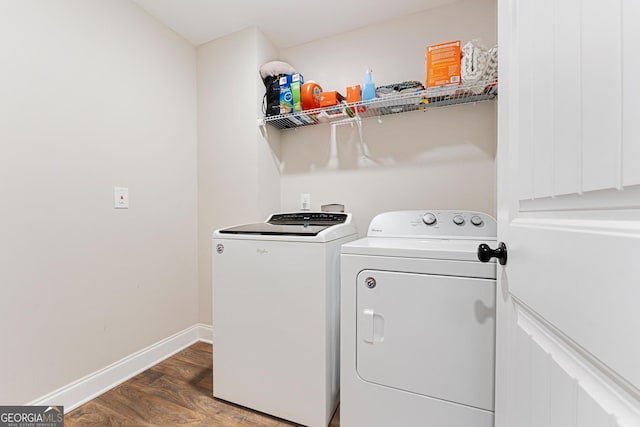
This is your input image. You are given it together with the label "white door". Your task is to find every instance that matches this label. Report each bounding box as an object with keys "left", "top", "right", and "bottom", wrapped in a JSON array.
[{"left": 496, "top": 0, "right": 640, "bottom": 426}]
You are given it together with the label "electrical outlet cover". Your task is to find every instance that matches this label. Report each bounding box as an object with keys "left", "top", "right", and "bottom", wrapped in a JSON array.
[
  {"left": 114, "top": 187, "right": 129, "bottom": 209},
  {"left": 300, "top": 193, "right": 311, "bottom": 211}
]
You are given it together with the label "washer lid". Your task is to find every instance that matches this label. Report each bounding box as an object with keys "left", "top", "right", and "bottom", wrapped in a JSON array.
[
  {"left": 218, "top": 223, "right": 330, "bottom": 236},
  {"left": 218, "top": 212, "right": 350, "bottom": 236},
  {"left": 341, "top": 237, "right": 497, "bottom": 263},
  {"left": 214, "top": 212, "right": 357, "bottom": 242}
]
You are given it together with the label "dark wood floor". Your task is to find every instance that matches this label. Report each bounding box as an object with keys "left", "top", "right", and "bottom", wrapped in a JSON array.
[{"left": 65, "top": 342, "right": 340, "bottom": 426}]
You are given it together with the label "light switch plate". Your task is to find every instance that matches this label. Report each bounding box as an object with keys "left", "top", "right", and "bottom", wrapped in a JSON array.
[{"left": 114, "top": 187, "right": 129, "bottom": 209}]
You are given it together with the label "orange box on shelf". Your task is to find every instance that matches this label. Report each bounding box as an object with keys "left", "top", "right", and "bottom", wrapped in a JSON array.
[
  {"left": 346, "top": 85, "right": 367, "bottom": 113},
  {"left": 426, "top": 40, "right": 461, "bottom": 87},
  {"left": 319, "top": 91, "right": 345, "bottom": 108},
  {"left": 346, "top": 85, "right": 361, "bottom": 103}
]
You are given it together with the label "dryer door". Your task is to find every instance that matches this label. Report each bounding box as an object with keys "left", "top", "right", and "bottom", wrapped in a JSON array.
[{"left": 356, "top": 269, "right": 495, "bottom": 411}]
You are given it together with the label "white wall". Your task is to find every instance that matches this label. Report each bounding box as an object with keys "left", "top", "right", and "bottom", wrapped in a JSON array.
[
  {"left": 278, "top": 0, "right": 497, "bottom": 234},
  {"left": 197, "top": 27, "right": 280, "bottom": 325},
  {"left": 0, "top": 0, "right": 198, "bottom": 404}
]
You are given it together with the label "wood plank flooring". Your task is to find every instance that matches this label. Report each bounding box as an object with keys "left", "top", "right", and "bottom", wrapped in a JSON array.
[{"left": 65, "top": 342, "right": 340, "bottom": 426}]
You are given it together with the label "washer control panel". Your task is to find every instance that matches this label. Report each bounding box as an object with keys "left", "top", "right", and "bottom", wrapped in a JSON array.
[{"left": 368, "top": 210, "right": 496, "bottom": 239}]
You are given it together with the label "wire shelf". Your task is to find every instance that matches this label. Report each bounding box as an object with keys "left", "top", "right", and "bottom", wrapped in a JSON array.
[{"left": 262, "top": 79, "right": 497, "bottom": 130}]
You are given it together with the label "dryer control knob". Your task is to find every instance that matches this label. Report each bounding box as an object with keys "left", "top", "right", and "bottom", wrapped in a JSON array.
[
  {"left": 471, "top": 215, "right": 484, "bottom": 226},
  {"left": 453, "top": 215, "right": 465, "bottom": 226},
  {"left": 422, "top": 213, "right": 437, "bottom": 226}
]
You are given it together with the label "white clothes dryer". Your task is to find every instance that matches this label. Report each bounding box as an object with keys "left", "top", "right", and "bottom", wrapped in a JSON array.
[{"left": 340, "top": 210, "right": 497, "bottom": 427}]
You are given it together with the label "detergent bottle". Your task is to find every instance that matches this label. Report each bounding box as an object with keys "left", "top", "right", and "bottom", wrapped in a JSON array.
[{"left": 362, "top": 67, "right": 376, "bottom": 102}]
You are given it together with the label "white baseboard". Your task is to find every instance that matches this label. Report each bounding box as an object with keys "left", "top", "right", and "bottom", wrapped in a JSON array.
[
  {"left": 29, "top": 323, "right": 214, "bottom": 411},
  {"left": 198, "top": 323, "right": 213, "bottom": 343}
]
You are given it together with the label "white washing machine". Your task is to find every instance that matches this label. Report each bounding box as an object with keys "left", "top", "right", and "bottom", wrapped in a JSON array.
[
  {"left": 340, "top": 210, "right": 497, "bottom": 427},
  {"left": 212, "top": 212, "right": 357, "bottom": 427}
]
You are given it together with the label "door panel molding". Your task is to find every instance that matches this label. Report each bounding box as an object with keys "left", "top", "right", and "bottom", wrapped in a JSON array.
[
  {"left": 519, "top": 185, "right": 640, "bottom": 213},
  {"left": 514, "top": 301, "right": 640, "bottom": 426},
  {"left": 511, "top": 216, "right": 640, "bottom": 237}
]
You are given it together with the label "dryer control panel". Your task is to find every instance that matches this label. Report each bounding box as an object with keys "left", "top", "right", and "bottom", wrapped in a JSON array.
[{"left": 367, "top": 210, "right": 496, "bottom": 240}]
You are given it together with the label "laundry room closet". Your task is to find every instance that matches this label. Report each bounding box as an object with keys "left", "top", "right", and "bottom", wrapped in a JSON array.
[{"left": 197, "top": 0, "right": 496, "bottom": 332}]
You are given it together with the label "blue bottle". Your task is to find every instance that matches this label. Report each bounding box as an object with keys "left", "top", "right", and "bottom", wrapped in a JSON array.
[{"left": 362, "top": 68, "right": 376, "bottom": 102}]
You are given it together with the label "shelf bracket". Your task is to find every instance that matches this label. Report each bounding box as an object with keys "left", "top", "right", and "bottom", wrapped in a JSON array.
[
  {"left": 257, "top": 117, "right": 268, "bottom": 139},
  {"left": 355, "top": 116, "right": 365, "bottom": 157},
  {"left": 356, "top": 116, "right": 371, "bottom": 160}
]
